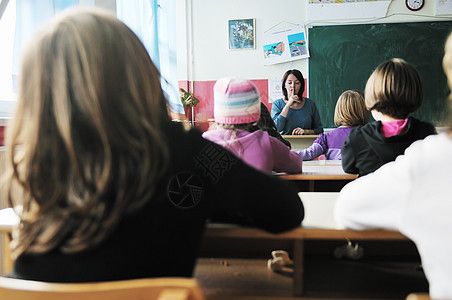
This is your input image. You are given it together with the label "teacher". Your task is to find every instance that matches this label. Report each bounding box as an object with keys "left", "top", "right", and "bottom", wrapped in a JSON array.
[{"left": 271, "top": 69, "right": 323, "bottom": 135}]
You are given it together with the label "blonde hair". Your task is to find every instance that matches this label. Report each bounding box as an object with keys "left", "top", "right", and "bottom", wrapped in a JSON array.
[
  {"left": 334, "top": 90, "right": 369, "bottom": 127},
  {"left": 443, "top": 32, "right": 452, "bottom": 132},
  {"left": 365, "top": 58, "right": 423, "bottom": 119},
  {"left": 5, "top": 7, "right": 170, "bottom": 257}
]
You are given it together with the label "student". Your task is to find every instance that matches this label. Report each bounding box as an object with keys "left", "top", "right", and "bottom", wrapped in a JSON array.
[
  {"left": 255, "top": 102, "right": 291, "bottom": 148},
  {"left": 335, "top": 33, "right": 452, "bottom": 300},
  {"left": 341, "top": 58, "right": 437, "bottom": 176},
  {"left": 5, "top": 7, "right": 304, "bottom": 283},
  {"left": 298, "top": 90, "right": 369, "bottom": 161},
  {"left": 271, "top": 69, "right": 324, "bottom": 135},
  {"left": 203, "top": 77, "right": 303, "bottom": 173}
]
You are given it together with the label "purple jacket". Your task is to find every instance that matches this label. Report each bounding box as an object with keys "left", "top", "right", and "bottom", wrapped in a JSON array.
[
  {"left": 298, "top": 127, "right": 353, "bottom": 161},
  {"left": 203, "top": 128, "right": 302, "bottom": 173}
]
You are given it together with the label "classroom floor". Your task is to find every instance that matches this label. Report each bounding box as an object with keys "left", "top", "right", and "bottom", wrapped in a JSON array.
[{"left": 194, "top": 241, "right": 428, "bottom": 300}]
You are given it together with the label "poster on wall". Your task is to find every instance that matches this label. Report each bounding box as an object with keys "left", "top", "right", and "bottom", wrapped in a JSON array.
[
  {"left": 228, "top": 19, "right": 256, "bottom": 50},
  {"left": 307, "top": 0, "right": 391, "bottom": 21},
  {"left": 268, "top": 77, "right": 283, "bottom": 103},
  {"left": 435, "top": 0, "right": 452, "bottom": 15},
  {"left": 262, "top": 24, "right": 309, "bottom": 66}
]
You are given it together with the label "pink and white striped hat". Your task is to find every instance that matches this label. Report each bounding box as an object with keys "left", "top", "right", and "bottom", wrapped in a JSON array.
[{"left": 213, "top": 77, "right": 261, "bottom": 124}]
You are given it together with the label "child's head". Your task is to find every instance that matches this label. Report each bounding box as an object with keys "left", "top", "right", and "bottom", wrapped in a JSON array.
[
  {"left": 214, "top": 77, "right": 261, "bottom": 130},
  {"left": 444, "top": 33, "right": 452, "bottom": 104},
  {"left": 443, "top": 32, "right": 452, "bottom": 131},
  {"left": 365, "top": 58, "right": 423, "bottom": 119},
  {"left": 334, "top": 90, "right": 369, "bottom": 127}
]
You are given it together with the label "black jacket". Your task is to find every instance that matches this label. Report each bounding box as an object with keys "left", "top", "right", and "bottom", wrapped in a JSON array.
[
  {"left": 10, "top": 121, "right": 303, "bottom": 282},
  {"left": 342, "top": 117, "right": 436, "bottom": 176}
]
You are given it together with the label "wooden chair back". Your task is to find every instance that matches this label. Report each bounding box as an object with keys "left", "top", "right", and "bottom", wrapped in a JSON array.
[
  {"left": 0, "top": 277, "right": 205, "bottom": 300},
  {"left": 406, "top": 293, "right": 431, "bottom": 300}
]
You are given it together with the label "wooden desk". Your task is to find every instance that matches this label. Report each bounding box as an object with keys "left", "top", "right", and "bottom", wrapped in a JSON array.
[
  {"left": 0, "top": 194, "right": 409, "bottom": 297},
  {"left": 277, "top": 161, "right": 358, "bottom": 192},
  {"left": 201, "top": 192, "right": 408, "bottom": 297},
  {"left": 0, "top": 208, "right": 19, "bottom": 275}
]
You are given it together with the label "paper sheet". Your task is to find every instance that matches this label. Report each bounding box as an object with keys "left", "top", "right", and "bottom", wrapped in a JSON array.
[{"left": 307, "top": 1, "right": 391, "bottom": 22}]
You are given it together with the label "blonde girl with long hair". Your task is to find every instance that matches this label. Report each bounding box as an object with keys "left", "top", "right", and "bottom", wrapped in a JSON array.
[{"left": 298, "top": 90, "right": 369, "bottom": 161}]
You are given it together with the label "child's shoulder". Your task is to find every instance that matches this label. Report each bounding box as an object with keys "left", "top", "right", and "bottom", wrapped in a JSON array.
[
  {"left": 326, "top": 126, "right": 354, "bottom": 134},
  {"left": 201, "top": 127, "right": 228, "bottom": 141},
  {"left": 405, "top": 117, "right": 437, "bottom": 138},
  {"left": 408, "top": 116, "right": 436, "bottom": 130},
  {"left": 347, "top": 122, "right": 379, "bottom": 138}
]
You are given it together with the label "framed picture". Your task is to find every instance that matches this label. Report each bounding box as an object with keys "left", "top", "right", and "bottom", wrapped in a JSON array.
[{"left": 228, "top": 18, "right": 255, "bottom": 50}]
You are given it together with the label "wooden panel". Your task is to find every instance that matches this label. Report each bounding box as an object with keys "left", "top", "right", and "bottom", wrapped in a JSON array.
[{"left": 204, "top": 226, "right": 407, "bottom": 241}]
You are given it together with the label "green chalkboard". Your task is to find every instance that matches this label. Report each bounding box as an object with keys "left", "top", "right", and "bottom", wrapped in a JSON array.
[{"left": 308, "top": 21, "right": 452, "bottom": 128}]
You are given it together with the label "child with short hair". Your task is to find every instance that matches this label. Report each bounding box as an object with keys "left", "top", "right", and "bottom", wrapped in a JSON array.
[
  {"left": 298, "top": 90, "right": 369, "bottom": 161},
  {"left": 341, "top": 58, "right": 437, "bottom": 176},
  {"left": 203, "top": 77, "right": 303, "bottom": 173},
  {"left": 335, "top": 33, "right": 452, "bottom": 299}
]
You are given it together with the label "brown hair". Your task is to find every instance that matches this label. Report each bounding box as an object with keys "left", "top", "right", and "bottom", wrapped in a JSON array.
[
  {"left": 281, "top": 69, "right": 305, "bottom": 100},
  {"left": 364, "top": 58, "right": 423, "bottom": 119},
  {"left": 334, "top": 90, "right": 369, "bottom": 127},
  {"left": 5, "top": 7, "right": 170, "bottom": 257}
]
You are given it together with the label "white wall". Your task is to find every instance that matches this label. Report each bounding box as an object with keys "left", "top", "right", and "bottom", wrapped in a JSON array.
[
  {"left": 190, "top": 0, "right": 307, "bottom": 81},
  {"left": 183, "top": 0, "right": 452, "bottom": 83}
]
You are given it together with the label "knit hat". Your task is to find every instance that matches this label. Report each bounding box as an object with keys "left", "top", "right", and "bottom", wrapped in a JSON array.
[{"left": 214, "top": 77, "right": 261, "bottom": 124}]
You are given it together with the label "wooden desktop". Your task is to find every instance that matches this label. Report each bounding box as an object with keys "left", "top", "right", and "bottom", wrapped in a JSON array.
[
  {"left": 0, "top": 193, "right": 412, "bottom": 297},
  {"left": 277, "top": 160, "right": 358, "bottom": 192}
]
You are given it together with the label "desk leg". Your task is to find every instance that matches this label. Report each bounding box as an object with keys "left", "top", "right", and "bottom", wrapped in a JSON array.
[
  {"left": 3, "top": 234, "right": 12, "bottom": 275},
  {"left": 292, "top": 239, "right": 304, "bottom": 297},
  {"left": 308, "top": 180, "right": 315, "bottom": 192}
]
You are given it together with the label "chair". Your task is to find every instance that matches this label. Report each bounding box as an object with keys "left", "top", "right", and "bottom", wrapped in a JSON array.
[
  {"left": 406, "top": 293, "right": 431, "bottom": 300},
  {"left": 0, "top": 276, "right": 205, "bottom": 300}
]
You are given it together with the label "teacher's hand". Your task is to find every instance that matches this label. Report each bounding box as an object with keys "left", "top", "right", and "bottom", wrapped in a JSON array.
[
  {"left": 292, "top": 128, "right": 305, "bottom": 135},
  {"left": 286, "top": 89, "right": 299, "bottom": 106}
]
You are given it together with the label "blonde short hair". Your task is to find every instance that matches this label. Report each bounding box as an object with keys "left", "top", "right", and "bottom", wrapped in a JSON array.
[
  {"left": 5, "top": 7, "right": 170, "bottom": 257},
  {"left": 444, "top": 33, "right": 452, "bottom": 101},
  {"left": 334, "top": 90, "right": 369, "bottom": 127},
  {"left": 443, "top": 32, "right": 452, "bottom": 130},
  {"left": 365, "top": 58, "right": 423, "bottom": 119}
]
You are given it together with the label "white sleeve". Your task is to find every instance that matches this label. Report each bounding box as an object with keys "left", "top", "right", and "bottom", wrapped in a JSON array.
[{"left": 334, "top": 145, "right": 416, "bottom": 231}]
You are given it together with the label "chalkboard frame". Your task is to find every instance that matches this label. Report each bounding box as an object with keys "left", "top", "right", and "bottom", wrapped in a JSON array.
[{"left": 308, "top": 21, "right": 452, "bottom": 128}]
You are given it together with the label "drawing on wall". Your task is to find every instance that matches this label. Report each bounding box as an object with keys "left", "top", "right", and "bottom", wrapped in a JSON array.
[
  {"left": 228, "top": 19, "right": 256, "bottom": 50},
  {"left": 263, "top": 42, "right": 285, "bottom": 58},
  {"left": 262, "top": 24, "right": 309, "bottom": 66},
  {"left": 435, "top": 0, "right": 452, "bottom": 15},
  {"left": 288, "top": 32, "right": 308, "bottom": 57},
  {"left": 309, "top": 0, "right": 386, "bottom": 3},
  {"left": 307, "top": 0, "right": 391, "bottom": 21}
]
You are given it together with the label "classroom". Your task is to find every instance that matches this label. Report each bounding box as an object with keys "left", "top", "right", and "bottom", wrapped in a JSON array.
[{"left": 0, "top": 0, "right": 452, "bottom": 299}]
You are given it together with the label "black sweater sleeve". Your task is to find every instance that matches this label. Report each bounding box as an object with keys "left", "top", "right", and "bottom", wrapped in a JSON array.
[
  {"left": 171, "top": 123, "right": 304, "bottom": 233},
  {"left": 341, "top": 133, "right": 359, "bottom": 175},
  {"left": 256, "top": 102, "right": 292, "bottom": 149}
]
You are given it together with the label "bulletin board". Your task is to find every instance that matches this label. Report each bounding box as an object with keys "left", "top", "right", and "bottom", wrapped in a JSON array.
[{"left": 308, "top": 21, "right": 452, "bottom": 128}]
